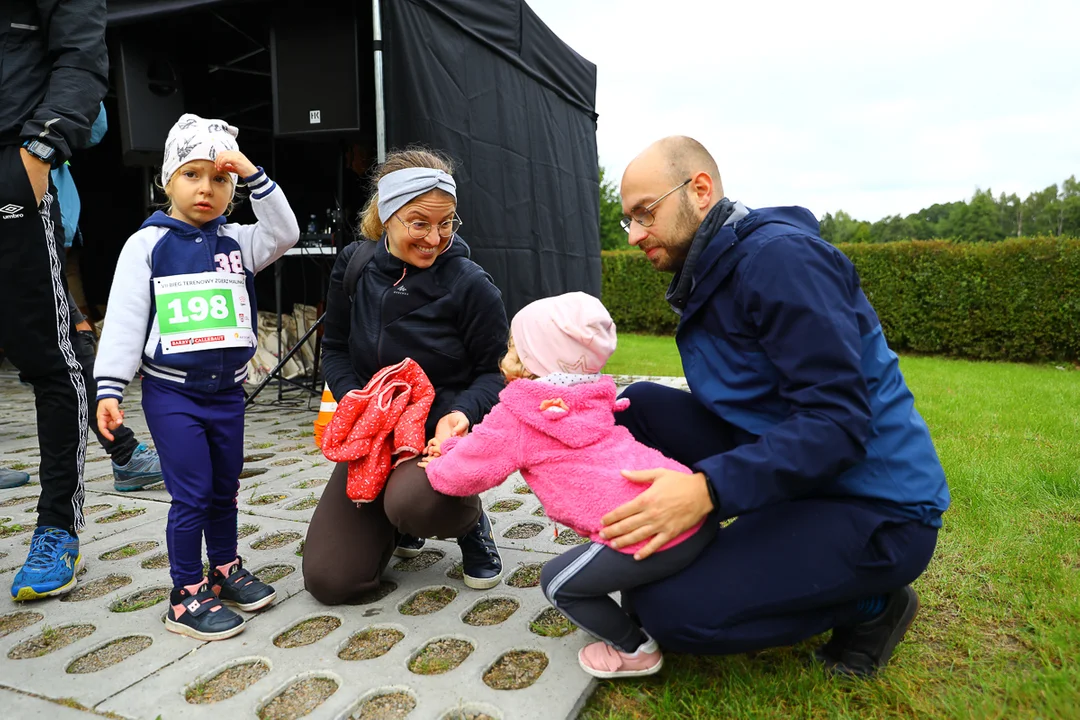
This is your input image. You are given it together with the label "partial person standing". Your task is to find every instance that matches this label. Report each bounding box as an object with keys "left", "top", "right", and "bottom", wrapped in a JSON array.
[{"left": 1, "top": 0, "right": 108, "bottom": 601}]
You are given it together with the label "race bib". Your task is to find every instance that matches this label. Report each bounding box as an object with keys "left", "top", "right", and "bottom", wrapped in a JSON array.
[{"left": 154, "top": 272, "right": 256, "bottom": 354}]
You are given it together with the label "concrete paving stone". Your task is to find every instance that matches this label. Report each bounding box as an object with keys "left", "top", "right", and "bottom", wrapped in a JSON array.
[
  {"left": 0, "top": 496, "right": 170, "bottom": 576},
  {"left": 0, "top": 686, "right": 101, "bottom": 718},
  {"left": 98, "top": 544, "right": 584, "bottom": 720},
  {"left": 0, "top": 516, "right": 302, "bottom": 707},
  {"left": 0, "top": 373, "right": 699, "bottom": 719}
]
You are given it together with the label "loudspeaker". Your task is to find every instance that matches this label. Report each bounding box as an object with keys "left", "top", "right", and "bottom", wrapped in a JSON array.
[
  {"left": 271, "top": 3, "right": 362, "bottom": 137},
  {"left": 115, "top": 33, "right": 186, "bottom": 164}
]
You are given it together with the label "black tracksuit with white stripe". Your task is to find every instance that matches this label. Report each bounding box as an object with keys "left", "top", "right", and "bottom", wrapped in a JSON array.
[{"left": 0, "top": 0, "right": 108, "bottom": 533}]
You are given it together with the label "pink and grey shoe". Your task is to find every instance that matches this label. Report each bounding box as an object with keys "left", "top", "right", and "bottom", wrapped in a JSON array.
[
  {"left": 165, "top": 583, "right": 246, "bottom": 641},
  {"left": 210, "top": 556, "right": 277, "bottom": 612},
  {"left": 578, "top": 635, "right": 664, "bottom": 679}
]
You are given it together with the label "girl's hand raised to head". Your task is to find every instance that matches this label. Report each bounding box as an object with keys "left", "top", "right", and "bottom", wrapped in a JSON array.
[{"left": 215, "top": 150, "right": 257, "bottom": 179}]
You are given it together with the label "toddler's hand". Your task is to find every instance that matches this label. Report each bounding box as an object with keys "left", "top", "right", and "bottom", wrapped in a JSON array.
[
  {"left": 96, "top": 398, "right": 124, "bottom": 442},
  {"left": 215, "top": 150, "right": 258, "bottom": 179},
  {"left": 417, "top": 438, "right": 442, "bottom": 469}
]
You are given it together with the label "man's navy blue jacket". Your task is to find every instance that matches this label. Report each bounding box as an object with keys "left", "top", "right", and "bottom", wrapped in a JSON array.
[{"left": 676, "top": 203, "right": 950, "bottom": 527}]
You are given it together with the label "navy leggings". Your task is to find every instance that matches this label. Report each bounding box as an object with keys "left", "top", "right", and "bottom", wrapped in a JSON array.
[
  {"left": 614, "top": 382, "right": 939, "bottom": 654},
  {"left": 142, "top": 378, "right": 244, "bottom": 587}
]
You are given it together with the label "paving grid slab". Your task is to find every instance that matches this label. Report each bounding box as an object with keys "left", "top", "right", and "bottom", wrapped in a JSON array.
[
  {"left": 0, "top": 372, "right": 697, "bottom": 719},
  {"left": 0, "top": 687, "right": 103, "bottom": 719}
]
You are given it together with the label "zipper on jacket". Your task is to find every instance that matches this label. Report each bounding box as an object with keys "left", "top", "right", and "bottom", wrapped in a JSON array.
[{"left": 375, "top": 283, "right": 392, "bottom": 368}]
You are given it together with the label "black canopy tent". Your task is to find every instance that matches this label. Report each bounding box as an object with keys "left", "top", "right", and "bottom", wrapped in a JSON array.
[{"left": 95, "top": 0, "right": 601, "bottom": 319}]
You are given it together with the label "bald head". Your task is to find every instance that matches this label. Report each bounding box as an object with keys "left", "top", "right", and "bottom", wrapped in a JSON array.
[{"left": 624, "top": 136, "right": 722, "bottom": 194}]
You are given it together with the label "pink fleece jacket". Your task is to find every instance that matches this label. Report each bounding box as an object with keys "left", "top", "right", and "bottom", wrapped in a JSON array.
[{"left": 425, "top": 376, "right": 704, "bottom": 555}]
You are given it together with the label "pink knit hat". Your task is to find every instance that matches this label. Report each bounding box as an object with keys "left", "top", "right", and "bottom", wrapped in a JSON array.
[{"left": 511, "top": 292, "right": 617, "bottom": 377}]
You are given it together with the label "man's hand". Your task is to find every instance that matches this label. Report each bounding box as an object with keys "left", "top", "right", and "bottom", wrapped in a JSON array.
[
  {"left": 433, "top": 411, "right": 469, "bottom": 445},
  {"left": 20, "top": 148, "right": 50, "bottom": 207},
  {"left": 600, "top": 469, "right": 714, "bottom": 560},
  {"left": 96, "top": 398, "right": 124, "bottom": 442},
  {"left": 215, "top": 150, "right": 258, "bottom": 179}
]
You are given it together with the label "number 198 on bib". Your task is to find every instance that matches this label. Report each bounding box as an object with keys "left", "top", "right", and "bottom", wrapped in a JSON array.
[{"left": 161, "top": 290, "right": 235, "bottom": 331}]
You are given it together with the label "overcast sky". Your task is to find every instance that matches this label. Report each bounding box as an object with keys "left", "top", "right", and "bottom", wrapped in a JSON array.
[{"left": 527, "top": 0, "right": 1080, "bottom": 222}]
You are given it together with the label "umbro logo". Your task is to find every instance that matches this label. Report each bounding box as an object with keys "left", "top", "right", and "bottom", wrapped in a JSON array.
[{"left": 1, "top": 203, "right": 25, "bottom": 219}]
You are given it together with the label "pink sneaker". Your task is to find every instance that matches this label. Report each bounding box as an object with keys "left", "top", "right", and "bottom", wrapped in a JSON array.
[{"left": 578, "top": 636, "right": 663, "bottom": 679}]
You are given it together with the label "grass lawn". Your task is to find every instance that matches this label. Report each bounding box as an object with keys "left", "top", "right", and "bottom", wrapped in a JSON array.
[
  {"left": 605, "top": 333, "right": 684, "bottom": 377},
  {"left": 588, "top": 351, "right": 1080, "bottom": 719}
]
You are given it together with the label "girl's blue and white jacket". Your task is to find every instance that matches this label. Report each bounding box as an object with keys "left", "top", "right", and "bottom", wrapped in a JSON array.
[{"left": 94, "top": 169, "right": 299, "bottom": 403}]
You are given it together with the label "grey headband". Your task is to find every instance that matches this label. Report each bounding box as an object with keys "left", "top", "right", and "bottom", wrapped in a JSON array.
[{"left": 376, "top": 167, "right": 457, "bottom": 223}]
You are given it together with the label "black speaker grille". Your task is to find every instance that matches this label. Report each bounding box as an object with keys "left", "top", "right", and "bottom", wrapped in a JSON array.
[{"left": 271, "top": 5, "right": 361, "bottom": 137}]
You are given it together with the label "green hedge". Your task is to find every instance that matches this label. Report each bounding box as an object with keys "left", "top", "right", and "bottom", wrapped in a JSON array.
[{"left": 601, "top": 237, "right": 1080, "bottom": 362}]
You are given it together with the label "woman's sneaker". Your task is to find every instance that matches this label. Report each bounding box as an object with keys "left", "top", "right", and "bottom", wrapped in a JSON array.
[
  {"left": 457, "top": 511, "right": 502, "bottom": 589},
  {"left": 578, "top": 636, "right": 664, "bottom": 679},
  {"left": 210, "top": 557, "right": 276, "bottom": 612},
  {"left": 393, "top": 534, "right": 426, "bottom": 558},
  {"left": 165, "top": 583, "right": 245, "bottom": 641},
  {"left": 10, "top": 527, "right": 82, "bottom": 601}
]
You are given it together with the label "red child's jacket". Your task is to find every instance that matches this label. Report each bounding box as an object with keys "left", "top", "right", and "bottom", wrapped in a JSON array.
[{"left": 320, "top": 357, "right": 434, "bottom": 503}]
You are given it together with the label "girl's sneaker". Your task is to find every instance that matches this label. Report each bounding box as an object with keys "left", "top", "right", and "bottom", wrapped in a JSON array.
[
  {"left": 165, "top": 583, "right": 245, "bottom": 641},
  {"left": 210, "top": 556, "right": 276, "bottom": 612},
  {"left": 578, "top": 636, "right": 663, "bottom": 679}
]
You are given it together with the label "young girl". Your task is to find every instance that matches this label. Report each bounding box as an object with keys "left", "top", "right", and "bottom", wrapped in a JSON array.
[
  {"left": 94, "top": 114, "right": 299, "bottom": 640},
  {"left": 424, "top": 292, "right": 717, "bottom": 678}
]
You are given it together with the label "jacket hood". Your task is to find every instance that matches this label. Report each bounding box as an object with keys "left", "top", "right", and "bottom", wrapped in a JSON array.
[
  {"left": 498, "top": 376, "right": 627, "bottom": 449},
  {"left": 141, "top": 210, "right": 226, "bottom": 236},
  {"left": 733, "top": 206, "right": 820, "bottom": 240}
]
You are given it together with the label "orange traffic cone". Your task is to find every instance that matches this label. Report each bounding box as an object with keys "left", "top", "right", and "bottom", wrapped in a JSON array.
[{"left": 313, "top": 384, "right": 337, "bottom": 449}]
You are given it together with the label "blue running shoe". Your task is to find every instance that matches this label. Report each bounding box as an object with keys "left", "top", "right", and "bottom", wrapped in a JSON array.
[
  {"left": 113, "top": 443, "right": 164, "bottom": 492},
  {"left": 10, "top": 526, "right": 82, "bottom": 601},
  {"left": 0, "top": 468, "right": 30, "bottom": 489}
]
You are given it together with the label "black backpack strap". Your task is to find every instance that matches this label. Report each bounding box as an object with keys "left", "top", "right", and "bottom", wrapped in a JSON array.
[{"left": 343, "top": 239, "right": 380, "bottom": 302}]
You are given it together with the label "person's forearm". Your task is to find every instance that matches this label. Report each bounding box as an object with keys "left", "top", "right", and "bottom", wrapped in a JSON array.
[{"left": 21, "top": 0, "right": 109, "bottom": 160}]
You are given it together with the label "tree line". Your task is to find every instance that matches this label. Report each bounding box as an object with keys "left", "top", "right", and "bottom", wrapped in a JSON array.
[
  {"left": 598, "top": 168, "right": 1080, "bottom": 249},
  {"left": 820, "top": 176, "right": 1080, "bottom": 244}
]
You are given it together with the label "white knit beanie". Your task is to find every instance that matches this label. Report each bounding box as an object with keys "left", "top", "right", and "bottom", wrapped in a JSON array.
[{"left": 162, "top": 113, "right": 240, "bottom": 190}]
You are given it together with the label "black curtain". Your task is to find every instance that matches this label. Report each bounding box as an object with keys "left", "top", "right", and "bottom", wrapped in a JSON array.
[
  {"left": 381, "top": 0, "right": 600, "bottom": 318},
  {"left": 106, "top": 0, "right": 268, "bottom": 26},
  {"left": 103, "top": 0, "right": 601, "bottom": 319}
]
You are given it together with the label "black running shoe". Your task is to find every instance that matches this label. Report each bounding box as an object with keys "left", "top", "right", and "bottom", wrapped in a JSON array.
[
  {"left": 165, "top": 584, "right": 245, "bottom": 641},
  {"left": 393, "top": 534, "right": 427, "bottom": 559},
  {"left": 815, "top": 585, "right": 920, "bottom": 677},
  {"left": 457, "top": 510, "right": 502, "bottom": 590},
  {"left": 210, "top": 557, "right": 276, "bottom": 612}
]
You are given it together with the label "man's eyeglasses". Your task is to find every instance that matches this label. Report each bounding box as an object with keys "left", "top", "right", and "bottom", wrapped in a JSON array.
[
  {"left": 394, "top": 214, "right": 463, "bottom": 240},
  {"left": 620, "top": 179, "right": 692, "bottom": 233}
]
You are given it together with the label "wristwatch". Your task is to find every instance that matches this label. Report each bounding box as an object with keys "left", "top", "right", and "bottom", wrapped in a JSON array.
[{"left": 22, "top": 139, "right": 57, "bottom": 165}]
